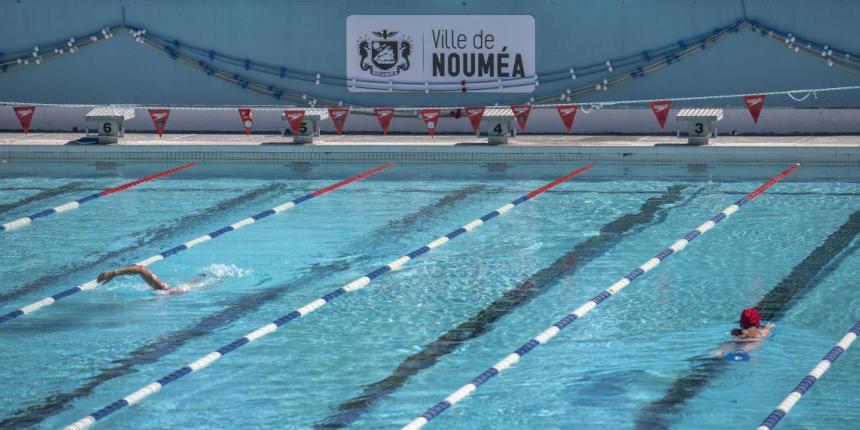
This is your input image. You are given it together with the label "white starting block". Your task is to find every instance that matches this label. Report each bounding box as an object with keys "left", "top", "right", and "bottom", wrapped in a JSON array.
[
  {"left": 85, "top": 107, "right": 135, "bottom": 144},
  {"left": 282, "top": 108, "right": 329, "bottom": 144},
  {"left": 482, "top": 108, "right": 516, "bottom": 144},
  {"left": 675, "top": 108, "right": 723, "bottom": 145}
]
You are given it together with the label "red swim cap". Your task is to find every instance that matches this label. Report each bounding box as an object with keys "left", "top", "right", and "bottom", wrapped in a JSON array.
[{"left": 739, "top": 308, "right": 761, "bottom": 329}]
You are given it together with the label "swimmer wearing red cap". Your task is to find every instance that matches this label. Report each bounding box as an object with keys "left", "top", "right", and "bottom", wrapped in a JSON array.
[
  {"left": 730, "top": 308, "right": 773, "bottom": 341},
  {"left": 713, "top": 308, "right": 774, "bottom": 359}
]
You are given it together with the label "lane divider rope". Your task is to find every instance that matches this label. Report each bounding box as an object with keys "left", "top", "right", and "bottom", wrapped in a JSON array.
[
  {"left": 0, "top": 163, "right": 197, "bottom": 232},
  {"left": 62, "top": 164, "right": 592, "bottom": 430},
  {"left": 0, "top": 163, "right": 392, "bottom": 325},
  {"left": 757, "top": 320, "right": 860, "bottom": 430},
  {"left": 402, "top": 162, "right": 800, "bottom": 430}
]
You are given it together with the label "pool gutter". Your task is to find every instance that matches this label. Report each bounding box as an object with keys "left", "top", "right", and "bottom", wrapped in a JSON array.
[{"left": 0, "top": 142, "right": 858, "bottom": 163}]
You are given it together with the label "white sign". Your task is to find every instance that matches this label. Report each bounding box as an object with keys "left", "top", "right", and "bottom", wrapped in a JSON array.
[{"left": 346, "top": 15, "right": 535, "bottom": 93}]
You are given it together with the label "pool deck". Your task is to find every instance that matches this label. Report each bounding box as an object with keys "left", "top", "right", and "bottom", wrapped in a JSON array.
[{"left": 0, "top": 132, "right": 858, "bottom": 163}]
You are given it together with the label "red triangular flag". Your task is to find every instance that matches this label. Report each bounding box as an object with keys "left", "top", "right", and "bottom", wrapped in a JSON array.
[
  {"left": 744, "top": 95, "right": 766, "bottom": 124},
  {"left": 374, "top": 108, "right": 395, "bottom": 135},
  {"left": 328, "top": 107, "right": 350, "bottom": 135},
  {"left": 650, "top": 101, "right": 672, "bottom": 129},
  {"left": 148, "top": 109, "right": 170, "bottom": 137},
  {"left": 13, "top": 106, "right": 35, "bottom": 135},
  {"left": 283, "top": 110, "right": 305, "bottom": 136},
  {"left": 464, "top": 106, "right": 485, "bottom": 134},
  {"left": 419, "top": 108, "right": 442, "bottom": 137},
  {"left": 238, "top": 108, "right": 254, "bottom": 135},
  {"left": 511, "top": 104, "right": 532, "bottom": 131},
  {"left": 556, "top": 105, "right": 578, "bottom": 133}
]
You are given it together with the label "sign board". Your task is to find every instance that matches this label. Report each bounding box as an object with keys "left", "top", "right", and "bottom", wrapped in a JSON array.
[{"left": 346, "top": 15, "right": 535, "bottom": 93}]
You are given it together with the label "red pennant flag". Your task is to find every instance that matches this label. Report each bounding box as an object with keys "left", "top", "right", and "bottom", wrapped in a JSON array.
[
  {"left": 328, "top": 107, "right": 350, "bottom": 135},
  {"left": 283, "top": 110, "right": 305, "bottom": 136},
  {"left": 419, "top": 108, "right": 442, "bottom": 137},
  {"left": 147, "top": 109, "right": 170, "bottom": 137},
  {"left": 374, "top": 108, "right": 395, "bottom": 135},
  {"left": 464, "top": 106, "right": 485, "bottom": 134},
  {"left": 238, "top": 108, "right": 254, "bottom": 135},
  {"left": 556, "top": 105, "right": 578, "bottom": 133},
  {"left": 511, "top": 104, "right": 532, "bottom": 131},
  {"left": 744, "top": 95, "right": 766, "bottom": 124},
  {"left": 650, "top": 101, "right": 672, "bottom": 129},
  {"left": 13, "top": 106, "right": 35, "bottom": 135}
]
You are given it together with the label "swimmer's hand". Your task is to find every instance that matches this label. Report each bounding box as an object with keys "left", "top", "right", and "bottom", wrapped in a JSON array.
[{"left": 97, "top": 270, "right": 117, "bottom": 284}]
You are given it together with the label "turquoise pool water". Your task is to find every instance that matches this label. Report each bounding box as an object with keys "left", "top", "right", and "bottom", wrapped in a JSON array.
[{"left": 0, "top": 160, "right": 858, "bottom": 429}]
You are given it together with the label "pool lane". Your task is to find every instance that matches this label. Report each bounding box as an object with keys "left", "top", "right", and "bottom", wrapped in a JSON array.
[
  {"left": 402, "top": 163, "right": 799, "bottom": 430},
  {"left": 0, "top": 181, "right": 91, "bottom": 216},
  {"left": 0, "top": 184, "right": 489, "bottom": 429},
  {"left": 0, "top": 164, "right": 391, "bottom": 325},
  {"left": 62, "top": 166, "right": 591, "bottom": 430},
  {"left": 634, "top": 208, "right": 860, "bottom": 429},
  {"left": 317, "top": 183, "right": 695, "bottom": 428},
  {"left": 0, "top": 163, "right": 196, "bottom": 233},
  {"left": 0, "top": 182, "right": 292, "bottom": 306}
]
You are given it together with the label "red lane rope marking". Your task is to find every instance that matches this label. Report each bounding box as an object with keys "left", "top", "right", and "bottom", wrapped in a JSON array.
[
  {"left": 98, "top": 163, "right": 198, "bottom": 197},
  {"left": 526, "top": 164, "right": 593, "bottom": 198},
  {"left": 743, "top": 162, "right": 800, "bottom": 201},
  {"left": 311, "top": 163, "right": 394, "bottom": 197}
]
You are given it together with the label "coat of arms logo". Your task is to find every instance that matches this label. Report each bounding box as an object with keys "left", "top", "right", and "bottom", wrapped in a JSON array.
[{"left": 357, "top": 30, "right": 412, "bottom": 77}]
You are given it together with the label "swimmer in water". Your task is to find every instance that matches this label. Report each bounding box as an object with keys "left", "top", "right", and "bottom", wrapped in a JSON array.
[
  {"left": 730, "top": 308, "right": 773, "bottom": 341},
  {"left": 98, "top": 265, "right": 171, "bottom": 291},
  {"left": 98, "top": 264, "right": 236, "bottom": 296},
  {"left": 714, "top": 308, "right": 774, "bottom": 359}
]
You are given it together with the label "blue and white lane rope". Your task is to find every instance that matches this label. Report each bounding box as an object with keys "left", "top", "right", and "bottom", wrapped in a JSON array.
[
  {"left": 402, "top": 163, "right": 801, "bottom": 430},
  {"left": 0, "top": 163, "right": 197, "bottom": 232},
  {"left": 0, "top": 163, "right": 392, "bottom": 325},
  {"left": 757, "top": 320, "right": 860, "bottom": 430},
  {"left": 62, "top": 165, "right": 592, "bottom": 430}
]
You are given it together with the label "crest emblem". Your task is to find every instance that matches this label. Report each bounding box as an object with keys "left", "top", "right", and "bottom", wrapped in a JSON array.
[{"left": 358, "top": 30, "right": 412, "bottom": 77}]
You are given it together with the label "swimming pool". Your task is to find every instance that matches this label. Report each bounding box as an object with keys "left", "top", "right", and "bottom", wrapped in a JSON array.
[{"left": 0, "top": 160, "right": 858, "bottom": 429}]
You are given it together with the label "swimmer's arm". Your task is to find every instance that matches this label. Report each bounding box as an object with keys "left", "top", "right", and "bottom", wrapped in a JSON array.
[
  {"left": 101, "top": 265, "right": 170, "bottom": 290},
  {"left": 761, "top": 323, "right": 773, "bottom": 338},
  {"left": 133, "top": 266, "right": 170, "bottom": 291}
]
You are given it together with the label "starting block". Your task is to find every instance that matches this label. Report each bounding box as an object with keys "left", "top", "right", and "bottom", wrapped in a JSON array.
[
  {"left": 282, "top": 108, "right": 329, "bottom": 144},
  {"left": 85, "top": 107, "right": 135, "bottom": 144},
  {"left": 675, "top": 108, "right": 723, "bottom": 145},
  {"left": 482, "top": 108, "right": 516, "bottom": 144}
]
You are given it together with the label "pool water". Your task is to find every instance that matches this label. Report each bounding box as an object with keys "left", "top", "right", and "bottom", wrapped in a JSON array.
[{"left": 0, "top": 160, "right": 858, "bottom": 429}]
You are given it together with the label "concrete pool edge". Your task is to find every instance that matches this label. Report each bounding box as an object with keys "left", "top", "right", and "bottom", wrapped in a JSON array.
[{"left": 0, "top": 136, "right": 858, "bottom": 163}]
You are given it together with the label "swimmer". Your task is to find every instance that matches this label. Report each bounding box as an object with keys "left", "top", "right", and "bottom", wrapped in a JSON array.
[
  {"left": 730, "top": 308, "right": 773, "bottom": 341},
  {"left": 714, "top": 308, "right": 774, "bottom": 360},
  {"left": 98, "top": 265, "right": 171, "bottom": 291},
  {"left": 98, "top": 264, "right": 225, "bottom": 296}
]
